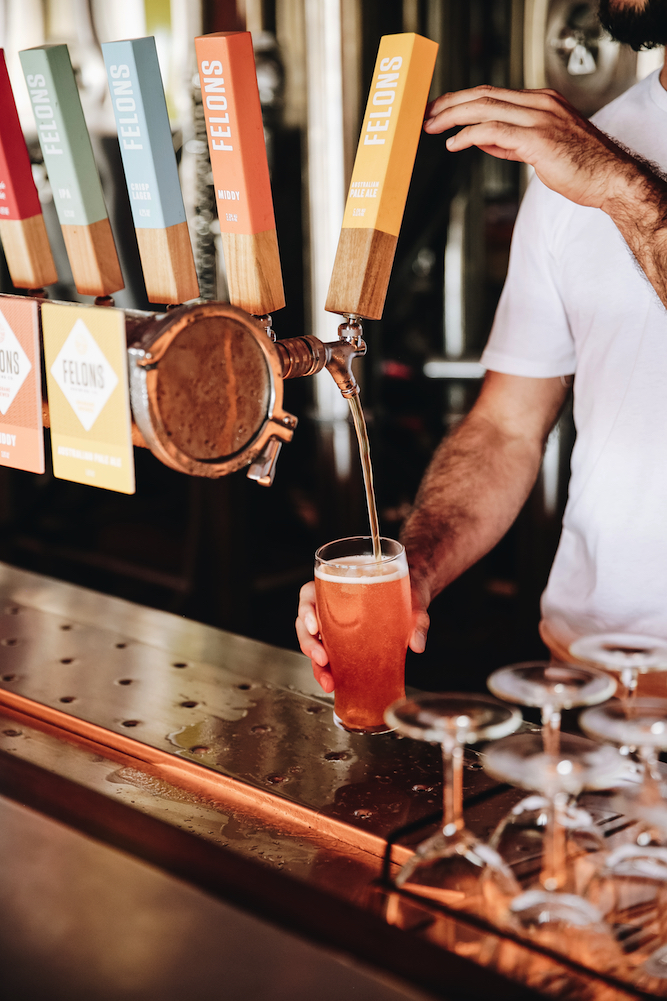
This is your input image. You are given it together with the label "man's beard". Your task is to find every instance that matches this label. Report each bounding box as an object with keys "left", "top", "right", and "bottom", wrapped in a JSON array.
[{"left": 598, "top": 0, "right": 667, "bottom": 50}]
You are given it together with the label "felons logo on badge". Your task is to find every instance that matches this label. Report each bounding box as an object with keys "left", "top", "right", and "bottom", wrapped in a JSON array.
[{"left": 50, "top": 319, "right": 118, "bottom": 431}]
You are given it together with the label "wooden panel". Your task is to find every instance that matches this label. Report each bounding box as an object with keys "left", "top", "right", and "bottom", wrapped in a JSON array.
[
  {"left": 0, "top": 215, "right": 57, "bottom": 289},
  {"left": 60, "top": 218, "right": 124, "bottom": 297},
  {"left": 219, "top": 229, "right": 285, "bottom": 316},
  {"left": 325, "top": 228, "right": 397, "bottom": 320},
  {"left": 136, "top": 222, "right": 200, "bottom": 305}
]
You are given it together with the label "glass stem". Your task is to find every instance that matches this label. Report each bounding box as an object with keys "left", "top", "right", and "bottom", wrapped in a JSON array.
[
  {"left": 442, "top": 740, "right": 464, "bottom": 837},
  {"left": 541, "top": 789, "right": 567, "bottom": 893},
  {"left": 621, "top": 666, "right": 638, "bottom": 701},
  {"left": 541, "top": 702, "right": 561, "bottom": 756},
  {"left": 639, "top": 745, "right": 662, "bottom": 805}
]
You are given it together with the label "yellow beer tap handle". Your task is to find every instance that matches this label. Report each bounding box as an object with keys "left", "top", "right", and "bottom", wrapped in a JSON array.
[{"left": 326, "top": 33, "right": 438, "bottom": 321}]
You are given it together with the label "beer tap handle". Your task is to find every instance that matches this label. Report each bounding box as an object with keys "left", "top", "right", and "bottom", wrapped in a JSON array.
[
  {"left": 19, "top": 44, "right": 124, "bottom": 297},
  {"left": 102, "top": 37, "right": 199, "bottom": 306},
  {"left": 325, "top": 33, "right": 438, "bottom": 321},
  {"left": 195, "top": 31, "right": 284, "bottom": 316},
  {"left": 0, "top": 51, "right": 57, "bottom": 290}
]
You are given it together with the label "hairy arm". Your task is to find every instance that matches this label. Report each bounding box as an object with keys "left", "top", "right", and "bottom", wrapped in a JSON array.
[
  {"left": 401, "top": 371, "right": 569, "bottom": 620},
  {"left": 424, "top": 85, "right": 667, "bottom": 309}
]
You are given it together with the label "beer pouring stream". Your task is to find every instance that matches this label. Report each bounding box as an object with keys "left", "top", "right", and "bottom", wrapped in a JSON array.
[{"left": 348, "top": 392, "right": 382, "bottom": 562}]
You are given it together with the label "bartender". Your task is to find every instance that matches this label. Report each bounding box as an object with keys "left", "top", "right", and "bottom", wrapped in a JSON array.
[{"left": 297, "top": 0, "right": 667, "bottom": 690}]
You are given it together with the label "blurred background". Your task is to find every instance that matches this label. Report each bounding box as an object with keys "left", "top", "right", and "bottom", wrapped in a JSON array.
[{"left": 0, "top": 0, "right": 660, "bottom": 691}]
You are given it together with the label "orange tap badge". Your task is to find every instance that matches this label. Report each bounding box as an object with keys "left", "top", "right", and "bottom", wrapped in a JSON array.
[{"left": 0, "top": 294, "right": 44, "bottom": 474}]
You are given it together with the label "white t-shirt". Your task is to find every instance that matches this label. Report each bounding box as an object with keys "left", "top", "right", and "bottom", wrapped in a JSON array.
[{"left": 481, "top": 70, "right": 667, "bottom": 653}]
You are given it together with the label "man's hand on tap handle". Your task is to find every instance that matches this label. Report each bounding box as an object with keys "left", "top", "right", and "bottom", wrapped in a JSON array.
[
  {"left": 295, "top": 581, "right": 429, "bottom": 693},
  {"left": 425, "top": 84, "right": 667, "bottom": 312}
]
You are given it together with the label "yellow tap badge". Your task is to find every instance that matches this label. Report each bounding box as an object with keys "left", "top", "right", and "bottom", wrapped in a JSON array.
[{"left": 42, "top": 302, "right": 135, "bottom": 493}]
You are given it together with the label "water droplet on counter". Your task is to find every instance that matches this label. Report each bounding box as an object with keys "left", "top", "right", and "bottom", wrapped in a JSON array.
[
  {"left": 354, "top": 808, "right": 373, "bottom": 819},
  {"left": 251, "top": 724, "right": 272, "bottom": 734},
  {"left": 190, "top": 745, "right": 210, "bottom": 755},
  {"left": 266, "top": 774, "right": 287, "bottom": 784},
  {"left": 324, "top": 751, "right": 349, "bottom": 761},
  {"left": 306, "top": 705, "right": 324, "bottom": 714},
  {"left": 3, "top": 729, "right": 21, "bottom": 737},
  {"left": 412, "top": 784, "right": 435, "bottom": 793}
]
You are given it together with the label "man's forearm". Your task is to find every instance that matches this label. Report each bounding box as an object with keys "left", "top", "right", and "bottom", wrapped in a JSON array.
[
  {"left": 603, "top": 159, "right": 667, "bottom": 310},
  {"left": 400, "top": 410, "right": 546, "bottom": 609}
]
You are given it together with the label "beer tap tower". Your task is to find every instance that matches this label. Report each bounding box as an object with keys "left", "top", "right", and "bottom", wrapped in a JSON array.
[{"left": 0, "top": 30, "right": 437, "bottom": 493}]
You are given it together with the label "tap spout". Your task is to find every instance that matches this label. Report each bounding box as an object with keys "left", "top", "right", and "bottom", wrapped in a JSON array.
[{"left": 275, "top": 315, "right": 366, "bottom": 398}]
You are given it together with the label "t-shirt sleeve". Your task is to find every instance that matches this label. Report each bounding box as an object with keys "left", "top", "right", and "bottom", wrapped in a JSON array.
[{"left": 481, "top": 178, "right": 577, "bottom": 378}]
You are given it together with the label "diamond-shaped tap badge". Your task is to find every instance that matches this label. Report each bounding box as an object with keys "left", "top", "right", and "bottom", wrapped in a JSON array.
[
  {"left": 0, "top": 309, "right": 32, "bottom": 416},
  {"left": 50, "top": 318, "right": 118, "bottom": 432}
]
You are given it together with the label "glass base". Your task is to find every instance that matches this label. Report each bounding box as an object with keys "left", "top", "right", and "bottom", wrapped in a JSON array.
[
  {"left": 510, "top": 888, "right": 603, "bottom": 928},
  {"left": 333, "top": 710, "right": 393, "bottom": 734},
  {"left": 644, "top": 944, "right": 667, "bottom": 980},
  {"left": 394, "top": 828, "right": 519, "bottom": 921}
]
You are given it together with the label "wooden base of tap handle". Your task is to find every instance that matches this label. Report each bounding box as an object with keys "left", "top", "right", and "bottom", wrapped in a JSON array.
[
  {"left": 61, "top": 218, "right": 124, "bottom": 297},
  {"left": 220, "top": 229, "right": 285, "bottom": 316},
  {"left": 136, "top": 221, "right": 199, "bottom": 305},
  {"left": 0, "top": 215, "right": 58, "bottom": 289},
  {"left": 325, "top": 228, "right": 397, "bottom": 321}
]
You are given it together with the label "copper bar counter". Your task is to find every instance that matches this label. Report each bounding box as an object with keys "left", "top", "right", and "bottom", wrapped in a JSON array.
[{"left": 0, "top": 564, "right": 644, "bottom": 1001}]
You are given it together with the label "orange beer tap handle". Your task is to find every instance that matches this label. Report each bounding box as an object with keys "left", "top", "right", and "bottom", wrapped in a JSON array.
[
  {"left": 0, "top": 50, "right": 57, "bottom": 289},
  {"left": 195, "top": 31, "right": 284, "bottom": 316},
  {"left": 326, "top": 33, "right": 438, "bottom": 321}
]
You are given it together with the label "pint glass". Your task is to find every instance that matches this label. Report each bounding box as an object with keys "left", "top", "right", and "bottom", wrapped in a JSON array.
[{"left": 314, "top": 536, "right": 411, "bottom": 733}]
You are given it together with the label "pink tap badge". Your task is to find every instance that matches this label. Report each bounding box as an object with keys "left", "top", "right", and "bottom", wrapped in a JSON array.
[{"left": 0, "top": 294, "right": 44, "bottom": 474}]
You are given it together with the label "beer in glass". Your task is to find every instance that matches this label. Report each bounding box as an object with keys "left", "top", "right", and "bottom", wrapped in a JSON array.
[{"left": 314, "top": 536, "right": 411, "bottom": 733}]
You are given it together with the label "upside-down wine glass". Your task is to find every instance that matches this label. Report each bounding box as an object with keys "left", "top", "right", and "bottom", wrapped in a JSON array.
[
  {"left": 384, "top": 693, "right": 521, "bottom": 916},
  {"left": 488, "top": 660, "right": 616, "bottom": 755},
  {"left": 580, "top": 698, "right": 667, "bottom": 817},
  {"left": 570, "top": 634, "right": 667, "bottom": 701},
  {"left": 580, "top": 698, "right": 667, "bottom": 982},
  {"left": 483, "top": 732, "right": 629, "bottom": 926}
]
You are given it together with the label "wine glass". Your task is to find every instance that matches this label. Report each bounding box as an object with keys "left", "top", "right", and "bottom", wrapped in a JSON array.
[
  {"left": 580, "top": 698, "right": 667, "bottom": 808},
  {"left": 570, "top": 634, "right": 667, "bottom": 701},
  {"left": 483, "top": 732, "right": 629, "bottom": 927},
  {"left": 580, "top": 700, "right": 667, "bottom": 982},
  {"left": 384, "top": 693, "right": 521, "bottom": 916},
  {"left": 488, "top": 661, "right": 616, "bottom": 755}
]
